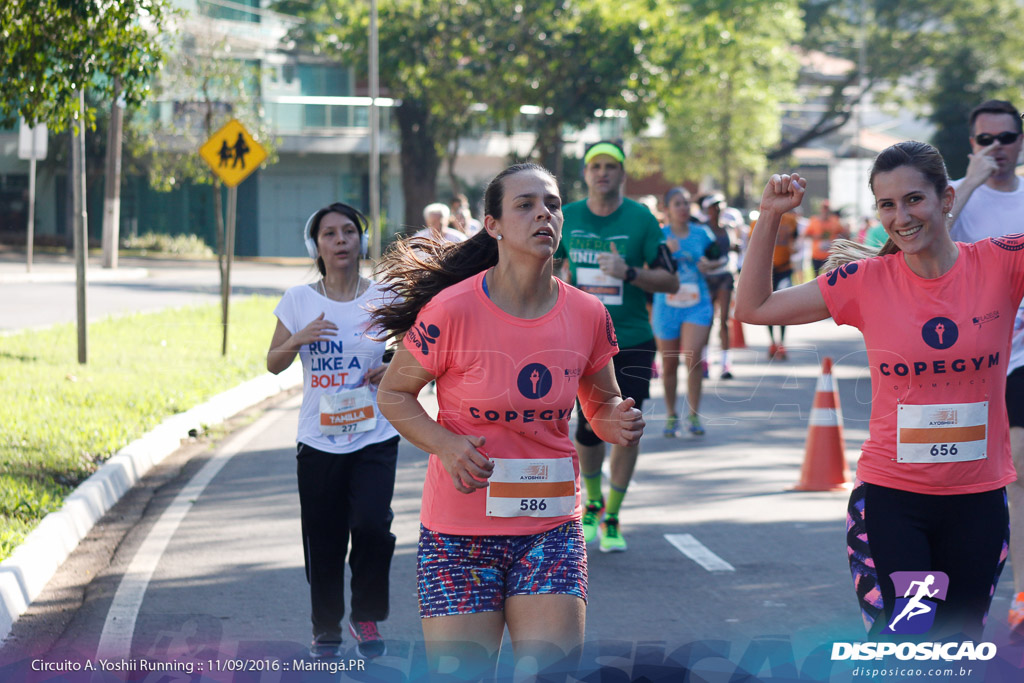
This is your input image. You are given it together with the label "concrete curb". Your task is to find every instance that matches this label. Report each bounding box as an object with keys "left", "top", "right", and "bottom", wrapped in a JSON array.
[{"left": 0, "top": 364, "right": 302, "bottom": 643}]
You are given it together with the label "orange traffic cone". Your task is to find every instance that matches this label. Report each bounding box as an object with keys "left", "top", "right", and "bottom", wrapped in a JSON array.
[
  {"left": 793, "top": 357, "right": 852, "bottom": 491},
  {"left": 729, "top": 316, "right": 746, "bottom": 349}
]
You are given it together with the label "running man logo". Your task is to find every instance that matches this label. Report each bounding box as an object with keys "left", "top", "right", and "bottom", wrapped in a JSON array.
[
  {"left": 883, "top": 571, "right": 949, "bottom": 635},
  {"left": 521, "top": 464, "right": 549, "bottom": 480},
  {"left": 198, "top": 119, "right": 267, "bottom": 187},
  {"left": 928, "top": 409, "right": 958, "bottom": 425}
]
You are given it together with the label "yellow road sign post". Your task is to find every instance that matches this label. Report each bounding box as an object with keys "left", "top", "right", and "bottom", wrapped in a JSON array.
[
  {"left": 199, "top": 119, "right": 267, "bottom": 187},
  {"left": 199, "top": 119, "right": 268, "bottom": 355}
]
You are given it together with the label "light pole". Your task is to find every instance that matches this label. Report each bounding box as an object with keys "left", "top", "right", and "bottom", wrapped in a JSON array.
[{"left": 369, "top": 0, "right": 381, "bottom": 262}]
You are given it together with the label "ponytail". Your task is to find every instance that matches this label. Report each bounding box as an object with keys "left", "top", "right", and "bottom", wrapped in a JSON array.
[
  {"left": 822, "top": 237, "right": 899, "bottom": 271},
  {"left": 371, "top": 230, "right": 498, "bottom": 341}
]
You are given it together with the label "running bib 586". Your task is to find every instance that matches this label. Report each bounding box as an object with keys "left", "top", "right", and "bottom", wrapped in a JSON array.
[
  {"left": 319, "top": 386, "right": 377, "bottom": 436},
  {"left": 896, "top": 402, "right": 987, "bottom": 464},
  {"left": 486, "top": 458, "right": 576, "bottom": 518}
]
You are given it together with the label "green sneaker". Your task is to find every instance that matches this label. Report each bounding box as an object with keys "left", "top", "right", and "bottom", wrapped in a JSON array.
[
  {"left": 599, "top": 514, "right": 627, "bottom": 553},
  {"left": 582, "top": 499, "right": 604, "bottom": 543},
  {"left": 663, "top": 415, "right": 679, "bottom": 438},
  {"left": 687, "top": 414, "right": 705, "bottom": 436}
]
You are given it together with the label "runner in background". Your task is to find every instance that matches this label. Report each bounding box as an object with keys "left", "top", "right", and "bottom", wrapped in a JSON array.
[
  {"left": 374, "top": 163, "right": 644, "bottom": 678},
  {"left": 555, "top": 141, "right": 678, "bottom": 553},
  {"left": 736, "top": 141, "right": 1023, "bottom": 641},
  {"left": 764, "top": 209, "right": 799, "bottom": 360},
  {"left": 652, "top": 187, "right": 714, "bottom": 437},
  {"left": 267, "top": 202, "right": 398, "bottom": 660},
  {"left": 803, "top": 199, "right": 848, "bottom": 274},
  {"left": 699, "top": 193, "right": 737, "bottom": 379},
  {"left": 946, "top": 98, "right": 1024, "bottom": 636},
  {"left": 415, "top": 203, "right": 468, "bottom": 244}
]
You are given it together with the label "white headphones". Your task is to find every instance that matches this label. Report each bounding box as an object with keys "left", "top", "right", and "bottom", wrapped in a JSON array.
[{"left": 303, "top": 204, "right": 369, "bottom": 260}]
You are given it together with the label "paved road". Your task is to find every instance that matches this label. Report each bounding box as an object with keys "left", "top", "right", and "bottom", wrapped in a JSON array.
[
  {"left": 2, "top": 250, "right": 1024, "bottom": 681},
  {"left": 0, "top": 249, "right": 317, "bottom": 331}
]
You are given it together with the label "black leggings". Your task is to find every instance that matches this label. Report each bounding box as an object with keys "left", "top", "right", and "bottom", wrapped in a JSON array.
[
  {"left": 297, "top": 437, "right": 399, "bottom": 638},
  {"left": 847, "top": 481, "right": 1008, "bottom": 641}
]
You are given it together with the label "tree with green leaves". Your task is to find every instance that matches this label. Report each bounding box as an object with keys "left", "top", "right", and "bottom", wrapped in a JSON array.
[
  {"left": 276, "top": 0, "right": 662, "bottom": 224},
  {"left": 790, "top": 0, "right": 1024, "bottom": 167},
  {"left": 276, "top": 0, "right": 495, "bottom": 229},
  {"left": 485, "top": 1, "right": 656, "bottom": 183},
  {"left": 0, "top": 0, "right": 167, "bottom": 132},
  {"left": 0, "top": 0, "right": 170, "bottom": 363},
  {"left": 637, "top": 0, "right": 801, "bottom": 203}
]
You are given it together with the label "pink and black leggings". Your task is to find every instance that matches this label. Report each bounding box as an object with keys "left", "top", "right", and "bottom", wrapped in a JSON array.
[{"left": 846, "top": 480, "right": 1008, "bottom": 641}]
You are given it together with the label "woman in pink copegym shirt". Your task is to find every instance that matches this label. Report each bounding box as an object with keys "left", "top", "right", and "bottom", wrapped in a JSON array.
[
  {"left": 374, "top": 163, "right": 645, "bottom": 678},
  {"left": 736, "top": 141, "right": 1024, "bottom": 641}
]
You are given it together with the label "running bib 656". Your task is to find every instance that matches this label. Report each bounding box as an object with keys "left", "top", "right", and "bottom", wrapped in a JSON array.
[
  {"left": 319, "top": 387, "right": 377, "bottom": 436},
  {"left": 896, "top": 402, "right": 987, "bottom": 464},
  {"left": 486, "top": 458, "right": 576, "bottom": 518}
]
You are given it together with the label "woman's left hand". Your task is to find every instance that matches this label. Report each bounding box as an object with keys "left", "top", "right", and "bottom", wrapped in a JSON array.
[{"left": 608, "top": 397, "right": 644, "bottom": 446}]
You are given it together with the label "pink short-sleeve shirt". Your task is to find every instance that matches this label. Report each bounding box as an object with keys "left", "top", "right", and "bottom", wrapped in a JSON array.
[
  {"left": 817, "top": 236, "right": 1024, "bottom": 494},
  {"left": 403, "top": 272, "right": 618, "bottom": 535}
]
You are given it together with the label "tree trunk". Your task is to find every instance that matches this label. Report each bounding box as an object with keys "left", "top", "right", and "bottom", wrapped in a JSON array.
[
  {"left": 395, "top": 98, "right": 439, "bottom": 232},
  {"left": 102, "top": 78, "right": 124, "bottom": 269},
  {"left": 719, "top": 77, "right": 733, "bottom": 200},
  {"left": 445, "top": 137, "right": 461, "bottom": 198},
  {"left": 72, "top": 90, "right": 88, "bottom": 364},
  {"left": 536, "top": 118, "right": 564, "bottom": 190}
]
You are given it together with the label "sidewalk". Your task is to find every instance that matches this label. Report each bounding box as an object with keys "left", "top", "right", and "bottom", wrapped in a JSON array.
[{"left": 0, "top": 250, "right": 149, "bottom": 284}]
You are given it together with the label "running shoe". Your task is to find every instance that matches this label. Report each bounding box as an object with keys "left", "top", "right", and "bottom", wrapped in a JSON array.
[
  {"left": 309, "top": 633, "right": 342, "bottom": 659},
  {"left": 1010, "top": 592, "right": 1024, "bottom": 635},
  {"left": 768, "top": 343, "right": 778, "bottom": 360},
  {"left": 701, "top": 360, "right": 709, "bottom": 378},
  {"left": 599, "top": 514, "right": 627, "bottom": 553},
  {"left": 687, "top": 414, "right": 705, "bottom": 436},
  {"left": 663, "top": 415, "right": 679, "bottom": 438},
  {"left": 775, "top": 345, "right": 788, "bottom": 361},
  {"left": 582, "top": 499, "right": 604, "bottom": 543},
  {"left": 720, "top": 365, "right": 734, "bottom": 380},
  {"left": 349, "top": 620, "right": 387, "bottom": 659}
]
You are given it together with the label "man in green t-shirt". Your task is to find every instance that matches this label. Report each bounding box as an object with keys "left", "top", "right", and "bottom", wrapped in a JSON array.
[{"left": 555, "top": 140, "right": 679, "bottom": 553}]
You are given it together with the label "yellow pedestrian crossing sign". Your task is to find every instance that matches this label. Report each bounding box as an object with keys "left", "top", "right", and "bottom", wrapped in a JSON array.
[{"left": 199, "top": 119, "right": 267, "bottom": 187}]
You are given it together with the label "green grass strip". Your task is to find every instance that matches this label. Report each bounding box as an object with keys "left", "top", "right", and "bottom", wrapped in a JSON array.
[{"left": 0, "top": 296, "right": 280, "bottom": 562}]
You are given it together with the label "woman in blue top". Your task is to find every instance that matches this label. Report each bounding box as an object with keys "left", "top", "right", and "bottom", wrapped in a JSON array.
[{"left": 652, "top": 187, "right": 716, "bottom": 437}]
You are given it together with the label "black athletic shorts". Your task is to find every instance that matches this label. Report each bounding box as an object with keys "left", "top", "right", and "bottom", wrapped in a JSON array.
[
  {"left": 1007, "top": 366, "right": 1024, "bottom": 428},
  {"left": 575, "top": 339, "right": 656, "bottom": 447}
]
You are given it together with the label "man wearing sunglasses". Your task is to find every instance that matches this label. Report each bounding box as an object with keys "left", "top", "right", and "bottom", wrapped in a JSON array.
[{"left": 948, "top": 98, "right": 1024, "bottom": 637}]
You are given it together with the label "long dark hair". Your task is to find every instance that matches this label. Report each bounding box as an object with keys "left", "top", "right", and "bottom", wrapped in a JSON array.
[{"left": 372, "top": 163, "right": 555, "bottom": 341}]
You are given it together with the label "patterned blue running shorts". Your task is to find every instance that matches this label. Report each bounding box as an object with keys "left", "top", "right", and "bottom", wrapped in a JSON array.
[{"left": 417, "top": 520, "right": 588, "bottom": 618}]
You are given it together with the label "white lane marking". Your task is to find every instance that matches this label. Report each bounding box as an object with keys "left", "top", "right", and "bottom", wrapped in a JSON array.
[
  {"left": 96, "top": 396, "right": 299, "bottom": 660},
  {"left": 664, "top": 533, "right": 735, "bottom": 572}
]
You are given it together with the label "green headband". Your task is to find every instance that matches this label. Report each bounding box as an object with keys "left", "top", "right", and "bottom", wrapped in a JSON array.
[{"left": 584, "top": 142, "right": 625, "bottom": 165}]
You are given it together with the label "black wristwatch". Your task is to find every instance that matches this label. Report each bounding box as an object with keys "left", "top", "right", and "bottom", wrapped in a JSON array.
[{"left": 624, "top": 266, "right": 637, "bottom": 284}]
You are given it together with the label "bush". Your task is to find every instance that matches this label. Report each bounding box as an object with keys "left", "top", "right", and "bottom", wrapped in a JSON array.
[{"left": 121, "top": 232, "right": 215, "bottom": 257}]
